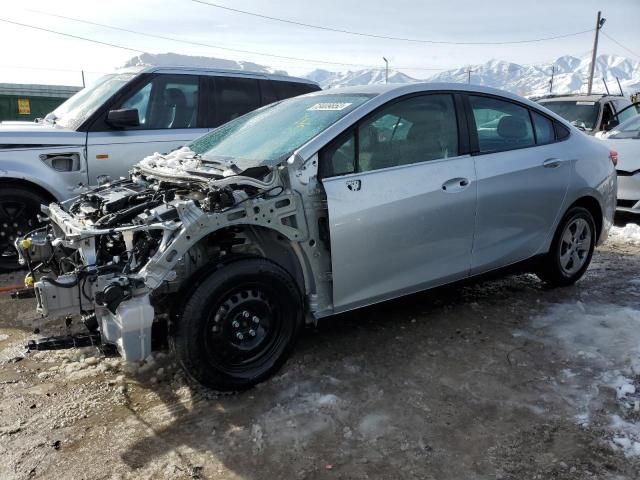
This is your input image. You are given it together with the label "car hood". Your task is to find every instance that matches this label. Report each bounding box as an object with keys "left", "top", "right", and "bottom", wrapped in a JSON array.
[
  {"left": 599, "top": 137, "right": 640, "bottom": 172},
  {"left": 136, "top": 146, "right": 247, "bottom": 182},
  {"left": 0, "top": 121, "right": 84, "bottom": 148}
]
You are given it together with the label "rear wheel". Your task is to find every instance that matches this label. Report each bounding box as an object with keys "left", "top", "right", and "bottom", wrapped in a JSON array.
[
  {"left": 0, "top": 187, "right": 48, "bottom": 272},
  {"left": 171, "top": 258, "right": 303, "bottom": 392},
  {"left": 536, "top": 206, "right": 596, "bottom": 287}
]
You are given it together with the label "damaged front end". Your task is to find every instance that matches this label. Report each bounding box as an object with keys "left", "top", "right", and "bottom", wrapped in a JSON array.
[{"left": 17, "top": 147, "right": 309, "bottom": 361}]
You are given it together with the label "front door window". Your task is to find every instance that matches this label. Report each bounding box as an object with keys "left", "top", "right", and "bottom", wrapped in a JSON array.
[
  {"left": 321, "top": 94, "right": 459, "bottom": 177},
  {"left": 118, "top": 74, "right": 200, "bottom": 129}
]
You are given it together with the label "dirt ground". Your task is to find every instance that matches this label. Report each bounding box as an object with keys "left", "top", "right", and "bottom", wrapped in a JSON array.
[{"left": 1, "top": 219, "right": 640, "bottom": 480}]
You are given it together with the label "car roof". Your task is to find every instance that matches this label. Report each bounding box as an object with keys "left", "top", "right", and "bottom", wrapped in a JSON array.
[
  {"left": 306, "top": 82, "right": 550, "bottom": 110},
  {"left": 128, "top": 65, "right": 318, "bottom": 86},
  {"left": 537, "top": 94, "right": 628, "bottom": 103}
]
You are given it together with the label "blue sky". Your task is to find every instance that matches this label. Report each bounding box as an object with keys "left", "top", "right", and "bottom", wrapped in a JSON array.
[{"left": 1, "top": 0, "right": 638, "bottom": 86}]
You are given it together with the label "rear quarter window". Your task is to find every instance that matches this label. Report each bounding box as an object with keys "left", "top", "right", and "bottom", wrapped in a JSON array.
[
  {"left": 554, "top": 121, "right": 570, "bottom": 140},
  {"left": 531, "top": 111, "right": 555, "bottom": 144}
]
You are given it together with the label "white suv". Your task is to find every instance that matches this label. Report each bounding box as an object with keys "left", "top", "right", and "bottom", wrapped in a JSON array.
[{"left": 0, "top": 66, "right": 319, "bottom": 270}]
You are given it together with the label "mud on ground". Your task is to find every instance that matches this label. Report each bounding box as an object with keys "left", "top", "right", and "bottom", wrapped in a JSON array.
[{"left": 1, "top": 223, "right": 640, "bottom": 479}]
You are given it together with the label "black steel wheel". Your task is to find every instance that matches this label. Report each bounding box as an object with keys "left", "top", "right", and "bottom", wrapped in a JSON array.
[
  {"left": 171, "top": 258, "right": 303, "bottom": 392},
  {"left": 0, "top": 187, "right": 48, "bottom": 272}
]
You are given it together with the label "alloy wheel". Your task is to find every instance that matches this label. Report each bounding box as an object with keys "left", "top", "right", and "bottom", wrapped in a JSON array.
[{"left": 558, "top": 217, "right": 592, "bottom": 276}]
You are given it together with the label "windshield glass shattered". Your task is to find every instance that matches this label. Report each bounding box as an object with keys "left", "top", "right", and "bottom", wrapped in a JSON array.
[
  {"left": 189, "top": 94, "right": 374, "bottom": 170},
  {"left": 539, "top": 100, "right": 599, "bottom": 130},
  {"left": 51, "top": 73, "right": 137, "bottom": 130}
]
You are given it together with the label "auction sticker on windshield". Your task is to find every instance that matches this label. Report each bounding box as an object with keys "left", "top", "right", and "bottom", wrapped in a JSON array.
[{"left": 308, "top": 103, "right": 353, "bottom": 111}]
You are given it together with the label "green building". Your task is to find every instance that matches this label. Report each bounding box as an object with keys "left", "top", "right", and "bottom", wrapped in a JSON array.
[{"left": 0, "top": 83, "right": 81, "bottom": 122}]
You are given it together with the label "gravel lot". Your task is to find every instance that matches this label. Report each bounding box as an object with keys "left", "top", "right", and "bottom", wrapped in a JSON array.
[{"left": 1, "top": 219, "right": 640, "bottom": 480}]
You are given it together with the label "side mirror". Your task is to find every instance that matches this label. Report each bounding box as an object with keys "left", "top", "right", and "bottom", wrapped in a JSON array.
[{"left": 106, "top": 108, "right": 140, "bottom": 128}]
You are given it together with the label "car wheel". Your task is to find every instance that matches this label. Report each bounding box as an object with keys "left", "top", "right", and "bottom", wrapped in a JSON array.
[
  {"left": 171, "top": 257, "right": 303, "bottom": 392},
  {"left": 0, "top": 187, "right": 48, "bottom": 273},
  {"left": 536, "top": 206, "right": 596, "bottom": 287}
]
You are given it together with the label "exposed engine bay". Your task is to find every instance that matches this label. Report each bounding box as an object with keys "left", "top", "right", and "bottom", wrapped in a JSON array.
[{"left": 16, "top": 147, "right": 329, "bottom": 362}]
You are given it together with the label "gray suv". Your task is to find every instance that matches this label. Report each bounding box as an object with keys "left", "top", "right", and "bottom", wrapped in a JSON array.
[
  {"left": 0, "top": 66, "right": 319, "bottom": 271},
  {"left": 537, "top": 94, "right": 639, "bottom": 135}
]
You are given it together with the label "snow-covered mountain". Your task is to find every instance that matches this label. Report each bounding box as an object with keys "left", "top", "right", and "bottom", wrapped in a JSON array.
[
  {"left": 426, "top": 54, "right": 640, "bottom": 97},
  {"left": 121, "top": 53, "right": 640, "bottom": 98},
  {"left": 308, "top": 54, "right": 640, "bottom": 97},
  {"left": 306, "top": 69, "right": 418, "bottom": 89},
  {"left": 122, "top": 52, "right": 287, "bottom": 76}
]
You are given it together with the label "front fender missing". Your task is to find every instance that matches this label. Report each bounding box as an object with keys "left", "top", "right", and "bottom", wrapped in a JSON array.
[{"left": 138, "top": 192, "right": 309, "bottom": 290}]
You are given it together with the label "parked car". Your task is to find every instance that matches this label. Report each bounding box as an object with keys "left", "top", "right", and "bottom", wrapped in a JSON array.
[
  {"left": 595, "top": 115, "right": 640, "bottom": 213},
  {"left": 18, "top": 83, "right": 616, "bottom": 391},
  {"left": 0, "top": 66, "right": 320, "bottom": 271},
  {"left": 537, "top": 94, "right": 638, "bottom": 134}
]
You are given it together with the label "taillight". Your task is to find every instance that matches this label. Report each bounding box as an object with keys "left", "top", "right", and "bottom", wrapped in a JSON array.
[{"left": 609, "top": 150, "right": 618, "bottom": 167}]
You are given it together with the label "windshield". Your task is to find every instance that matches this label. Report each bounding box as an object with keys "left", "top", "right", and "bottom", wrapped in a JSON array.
[
  {"left": 539, "top": 100, "right": 600, "bottom": 130},
  {"left": 51, "top": 73, "right": 137, "bottom": 130},
  {"left": 609, "top": 115, "right": 640, "bottom": 139},
  {"left": 189, "top": 93, "right": 374, "bottom": 170}
]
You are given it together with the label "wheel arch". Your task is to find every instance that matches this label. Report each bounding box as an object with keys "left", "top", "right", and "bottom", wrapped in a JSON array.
[
  {"left": 568, "top": 195, "right": 603, "bottom": 242},
  {"left": 167, "top": 224, "right": 309, "bottom": 318},
  {"left": 0, "top": 178, "right": 58, "bottom": 204}
]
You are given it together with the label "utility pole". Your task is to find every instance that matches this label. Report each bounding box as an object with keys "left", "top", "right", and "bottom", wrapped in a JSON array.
[
  {"left": 465, "top": 66, "right": 475, "bottom": 84},
  {"left": 81, "top": 70, "right": 86, "bottom": 88},
  {"left": 587, "top": 11, "right": 606, "bottom": 95},
  {"left": 549, "top": 65, "right": 555, "bottom": 94},
  {"left": 383, "top": 57, "right": 389, "bottom": 84}
]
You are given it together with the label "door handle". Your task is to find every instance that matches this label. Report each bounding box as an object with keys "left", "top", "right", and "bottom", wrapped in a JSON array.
[
  {"left": 441, "top": 177, "right": 470, "bottom": 192},
  {"left": 543, "top": 158, "right": 563, "bottom": 168}
]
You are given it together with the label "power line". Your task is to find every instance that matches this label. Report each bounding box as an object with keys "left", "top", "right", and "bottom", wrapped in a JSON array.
[
  {"left": 0, "top": 18, "right": 142, "bottom": 53},
  {"left": 0, "top": 64, "right": 106, "bottom": 75},
  {"left": 191, "top": 0, "right": 594, "bottom": 45},
  {"left": 601, "top": 31, "right": 640, "bottom": 60},
  {"left": 23, "top": 10, "right": 451, "bottom": 72}
]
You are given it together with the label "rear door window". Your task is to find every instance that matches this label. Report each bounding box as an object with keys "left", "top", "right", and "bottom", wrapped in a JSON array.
[
  {"left": 273, "top": 81, "right": 318, "bottom": 100},
  {"left": 469, "top": 96, "right": 535, "bottom": 153},
  {"left": 214, "top": 77, "right": 261, "bottom": 125},
  {"left": 260, "top": 80, "right": 279, "bottom": 106}
]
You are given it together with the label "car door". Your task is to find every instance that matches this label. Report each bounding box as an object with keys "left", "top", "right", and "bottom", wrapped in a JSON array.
[
  {"left": 85, "top": 74, "right": 208, "bottom": 184},
  {"left": 467, "top": 94, "right": 571, "bottom": 274},
  {"left": 321, "top": 93, "right": 477, "bottom": 312}
]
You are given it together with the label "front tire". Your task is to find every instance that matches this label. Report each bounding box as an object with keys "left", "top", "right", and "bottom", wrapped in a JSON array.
[
  {"left": 536, "top": 206, "right": 596, "bottom": 287},
  {"left": 171, "top": 258, "right": 303, "bottom": 392},
  {"left": 0, "top": 186, "right": 48, "bottom": 272}
]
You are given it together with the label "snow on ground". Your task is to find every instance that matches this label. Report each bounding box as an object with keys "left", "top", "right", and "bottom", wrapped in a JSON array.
[
  {"left": 523, "top": 301, "right": 640, "bottom": 457},
  {"left": 610, "top": 224, "right": 640, "bottom": 246}
]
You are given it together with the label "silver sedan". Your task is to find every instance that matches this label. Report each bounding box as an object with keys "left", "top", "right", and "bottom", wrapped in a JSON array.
[{"left": 20, "top": 83, "right": 617, "bottom": 391}]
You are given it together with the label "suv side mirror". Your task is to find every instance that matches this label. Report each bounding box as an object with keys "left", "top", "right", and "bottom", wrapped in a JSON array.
[{"left": 106, "top": 108, "right": 140, "bottom": 128}]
